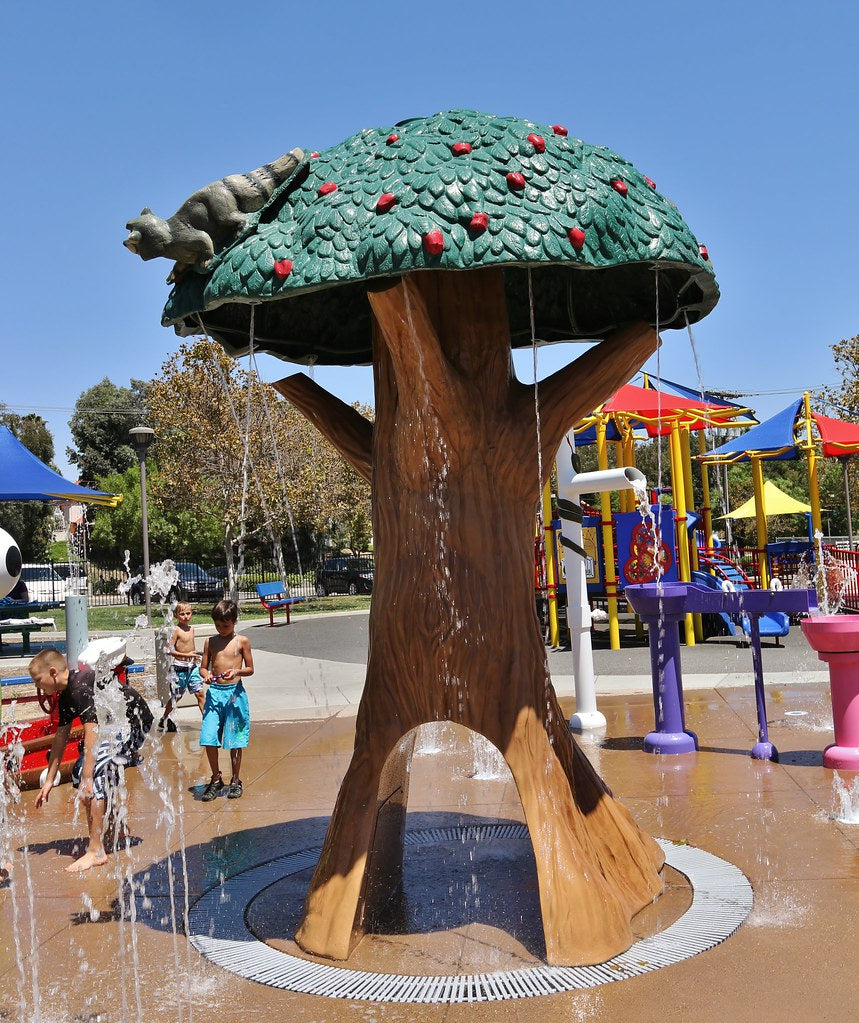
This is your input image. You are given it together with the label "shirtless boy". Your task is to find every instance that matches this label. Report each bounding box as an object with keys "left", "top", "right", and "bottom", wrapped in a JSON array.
[
  {"left": 158, "top": 602, "right": 205, "bottom": 731},
  {"left": 199, "top": 599, "right": 254, "bottom": 800}
]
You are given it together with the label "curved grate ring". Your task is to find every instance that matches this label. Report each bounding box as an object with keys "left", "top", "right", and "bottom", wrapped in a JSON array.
[{"left": 188, "top": 829, "right": 752, "bottom": 1003}]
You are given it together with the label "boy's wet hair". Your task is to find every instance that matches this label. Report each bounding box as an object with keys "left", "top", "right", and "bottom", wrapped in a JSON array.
[
  {"left": 28, "top": 648, "right": 68, "bottom": 673},
  {"left": 212, "top": 599, "right": 239, "bottom": 622},
  {"left": 175, "top": 601, "right": 193, "bottom": 615}
]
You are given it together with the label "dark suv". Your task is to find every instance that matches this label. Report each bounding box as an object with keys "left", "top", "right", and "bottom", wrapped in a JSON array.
[
  {"left": 127, "top": 562, "right": 223, "bottom": 605},
  {"left": 315, "top": 556, "right": 374, "bottom": 596}
]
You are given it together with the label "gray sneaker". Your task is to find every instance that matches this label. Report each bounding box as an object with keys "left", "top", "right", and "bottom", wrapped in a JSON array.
[
  {"left": 226, "top": 780, "right": 243, "bottom": 799},
  {"left": 201, "top": 776, "right": 224, "bottom": 801}
]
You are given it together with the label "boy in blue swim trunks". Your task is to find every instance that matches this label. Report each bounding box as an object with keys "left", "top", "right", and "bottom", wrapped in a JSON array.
[
  {"left": 199, "top": 599, "right": 254, "bottom": 800},
  {"left": 158, "top": 602, "right": 205, "bottom": 731}
]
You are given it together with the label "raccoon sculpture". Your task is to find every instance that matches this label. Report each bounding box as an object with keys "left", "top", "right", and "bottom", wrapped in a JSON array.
[{"left": 124, "top": 148, "right": 304, "bottom": 282}]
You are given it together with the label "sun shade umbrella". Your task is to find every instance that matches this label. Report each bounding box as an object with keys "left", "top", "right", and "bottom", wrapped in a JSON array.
[
  {"left": 126, "top": 108, "right": 718, "bottom": 967},
  {"left": 812, "top": 412, "right": 859, "bottom": 549},
  {"left": 720, "top": 480, "right": 812, "bottom": 519},
  {"left": 0, "top": 426, "right": 120, "bottom": 507}
]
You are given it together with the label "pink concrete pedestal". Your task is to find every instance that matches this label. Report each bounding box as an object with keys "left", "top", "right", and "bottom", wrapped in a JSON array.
[{"left": 801, "top": 615, "right": 859, "bottom": 770}]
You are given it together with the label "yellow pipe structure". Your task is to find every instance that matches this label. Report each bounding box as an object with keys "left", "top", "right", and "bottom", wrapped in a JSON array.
[
  {"left": 621, "top": 432, "right": 638, "bottom": 511},
  {"left": 669, "top": 422, "right": 695, "bottom": 645},
  {"left": 751, "top": 456, "right": 770, "bottom": 588},
  {"left": 679, "top": 428, "right": 703, "bottom": 640},
  {"left": 802, "top": 392, "right": 823, "bottom": 538},
  {"left": 612, "top": 441, "right": 630, "bottom": 511},
  {"left": 698, "top": 430, "right": 714, "bottom": 552},
  {"left": 541, "top": 480, "right": 560, "bottom": 648},
  {"left": 622, "top": 428, "right": 636, "bottom": 478},
  {"left": 596, "top": 419, "right": 621, "bottom": 649}
]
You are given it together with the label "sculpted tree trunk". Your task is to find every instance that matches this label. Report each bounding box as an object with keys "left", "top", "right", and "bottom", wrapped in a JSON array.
[{"left": 274, "top": 267, "right": 664, "bottom": 966}]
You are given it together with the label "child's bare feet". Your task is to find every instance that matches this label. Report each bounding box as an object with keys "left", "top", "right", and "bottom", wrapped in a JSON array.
[{"left": 65, "top": 850, "right": 108, "bottom": 873}]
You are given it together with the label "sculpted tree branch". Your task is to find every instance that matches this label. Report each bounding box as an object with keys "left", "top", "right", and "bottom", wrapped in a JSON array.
[{"left": 272, "top": 375, "right": 373, "bottom": 484}]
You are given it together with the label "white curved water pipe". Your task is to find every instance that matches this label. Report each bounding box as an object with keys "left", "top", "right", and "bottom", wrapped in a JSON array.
[{"left": 555, "top": 445, "right": 647, "bottom": 732}]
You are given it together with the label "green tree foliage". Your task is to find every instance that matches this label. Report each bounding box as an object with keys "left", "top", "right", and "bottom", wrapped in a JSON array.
[
  {"left": 146, "top": 338, "right": 372, "bottom": 587},
  {"left": 67, "top": 378, "right": 147, "bottom": 486},
  {"left": 815, "top": 334, "right": 859, "bottom": 540},
  {"left": 817, "top": 335, "right": 859, "bottom": 417},
  {"left": 87, "top": 465, "right": 222, "bottom": 564},
  {"left": 0, "top": 408, "right": 57, "bottom": 559}
]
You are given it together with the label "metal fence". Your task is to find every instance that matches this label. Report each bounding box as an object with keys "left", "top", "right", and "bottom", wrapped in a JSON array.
[{"left": 32, "top": 556, "right": 325, "bottom": 608}]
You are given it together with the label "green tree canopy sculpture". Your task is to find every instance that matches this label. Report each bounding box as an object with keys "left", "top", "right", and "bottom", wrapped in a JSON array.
[{"left": 161, "top": 109, "right": 716, "bottom": 363}]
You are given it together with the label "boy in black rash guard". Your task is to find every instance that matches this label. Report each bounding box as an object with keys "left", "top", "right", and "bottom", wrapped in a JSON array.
[{"left": 29, "top": 647, "right": 153, "bottom": 872}]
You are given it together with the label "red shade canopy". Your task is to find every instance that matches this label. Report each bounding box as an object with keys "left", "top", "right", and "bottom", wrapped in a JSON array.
[
  {"left": 597, "top": 383, "right": 747, "bottom": 436},
  {"left": 812, "top": 413, "right": 859, "bottom": 458}
]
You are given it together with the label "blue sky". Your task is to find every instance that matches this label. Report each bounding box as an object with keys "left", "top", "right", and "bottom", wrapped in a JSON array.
[{"left": 2, "top": 0, "right": 856, "bottom": 477}]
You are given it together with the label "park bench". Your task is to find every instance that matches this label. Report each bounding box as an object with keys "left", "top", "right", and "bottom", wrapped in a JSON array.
[
  {"left": 0, "top": 601, "right": 61, "bottom": 655},
  {"left": 256, "top": 581, "right": 305, "bottom": 626},
  {"left": 0, "top": 621, "right": 48, "bottom": 654}
]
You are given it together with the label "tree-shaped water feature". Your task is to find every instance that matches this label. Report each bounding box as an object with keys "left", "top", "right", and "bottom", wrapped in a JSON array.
[{"left": 126, "top": 109, "right": 718, "bottom": 966}]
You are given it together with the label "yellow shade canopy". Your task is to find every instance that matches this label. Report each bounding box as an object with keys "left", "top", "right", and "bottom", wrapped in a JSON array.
[{"left": 720, "top": 479, "right": 811, "bottom": 519}]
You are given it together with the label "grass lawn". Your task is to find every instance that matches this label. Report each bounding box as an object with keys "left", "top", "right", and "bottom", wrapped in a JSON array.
[{"left": 43, "top": 595, "right": 372, "bottom": 633}]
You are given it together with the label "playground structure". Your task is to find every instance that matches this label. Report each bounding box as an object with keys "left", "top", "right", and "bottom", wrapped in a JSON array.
[
  {"left": 553, "top": 456, "right": 646, "bottom": 732},
  {"left": 0, "top": 686, "right": 83, "bottom": 789},
  {"left": 538, "top": 383, "right": 859, "bottom": 653}
]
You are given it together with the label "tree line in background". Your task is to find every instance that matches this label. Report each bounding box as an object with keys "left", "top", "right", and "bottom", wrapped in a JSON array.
[
  {"left": 2, "top": 334, "right": 857, "bottom": 569},
  {"left": 1, "top": 338, "right": 373, "bottom": 579}
]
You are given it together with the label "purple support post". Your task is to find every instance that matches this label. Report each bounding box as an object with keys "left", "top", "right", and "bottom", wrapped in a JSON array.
[
  {"left": 747, "top": 615, "right": 778, "bottom": 761},
  {"left": 625, "top": 584, "right": 698, "bottom": 754}
]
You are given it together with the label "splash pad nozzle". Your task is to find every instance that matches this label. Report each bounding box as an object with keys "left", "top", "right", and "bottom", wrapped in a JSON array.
[{"left": 627, "top": 582, "right": 817, "bottom": 759}]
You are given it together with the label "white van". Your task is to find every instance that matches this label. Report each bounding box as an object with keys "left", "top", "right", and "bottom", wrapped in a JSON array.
[{"left": 19, "top": 564, "right": 70, "bottom": 603}]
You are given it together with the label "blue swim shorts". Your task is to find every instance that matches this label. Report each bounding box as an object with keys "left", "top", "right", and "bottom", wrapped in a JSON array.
[
  {"left": 200, "top": 681, "right": 250, "bottom": 750},
  {"left": 172, "top": 663, "right": 203, "bottom": 698}
]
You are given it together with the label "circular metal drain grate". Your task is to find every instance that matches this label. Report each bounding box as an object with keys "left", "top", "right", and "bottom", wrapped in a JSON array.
[{"left": 189, "top": 827, "right": 752, "bottom": 1003}]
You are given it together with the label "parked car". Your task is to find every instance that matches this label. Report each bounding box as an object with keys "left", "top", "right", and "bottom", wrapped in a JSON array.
[
  {"left": 50, "top": 561, "right": 88, "bottom": 595},
  {"left": 315, "top": 556, "right": 374, "bottom": 596},
  {"left": 19, "top": 564, "right": 71, "bottom": 603},
  {"left": 127, "top": 561, "right": 223, "bottom": 605}
]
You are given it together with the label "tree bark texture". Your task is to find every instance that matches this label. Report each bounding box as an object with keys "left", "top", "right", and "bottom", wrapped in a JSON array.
[{"left": 275, "top": 268, "right": 664, "bottom": 966}]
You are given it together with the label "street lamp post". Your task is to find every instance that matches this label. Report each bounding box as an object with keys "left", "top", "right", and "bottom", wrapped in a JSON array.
[{"left": 129, "top": 426, "right": 155, "bottom": 625}]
